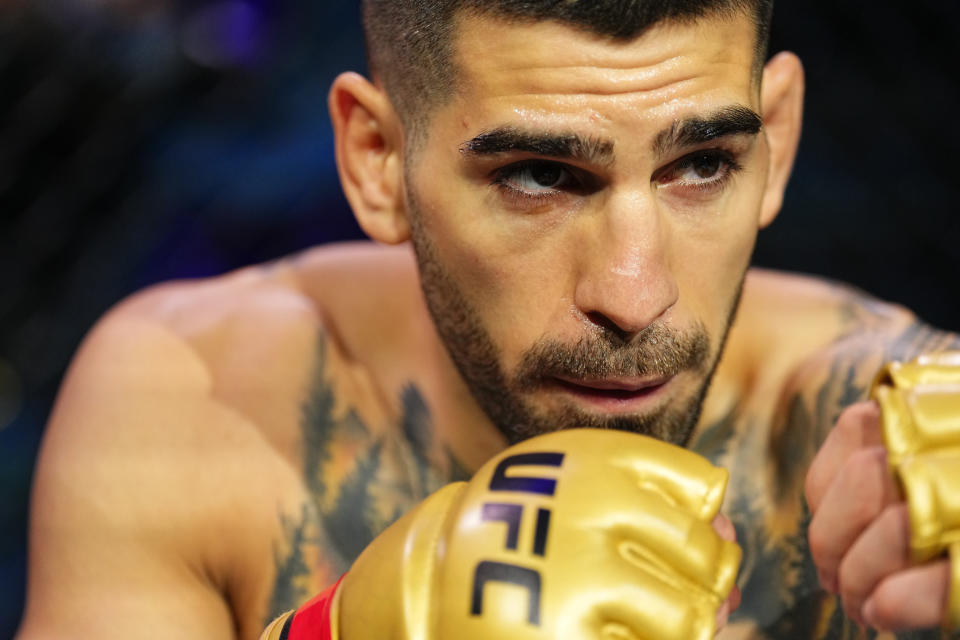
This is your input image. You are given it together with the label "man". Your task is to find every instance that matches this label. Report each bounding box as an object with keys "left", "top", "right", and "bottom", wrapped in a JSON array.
[{"left": 15, "top": 0, "right": 960, "bottom": 638}]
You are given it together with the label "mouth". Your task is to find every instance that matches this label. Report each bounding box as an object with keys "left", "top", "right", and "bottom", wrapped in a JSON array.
[{"left": 548, "top": 375, "right": 673, "bottom": 411}]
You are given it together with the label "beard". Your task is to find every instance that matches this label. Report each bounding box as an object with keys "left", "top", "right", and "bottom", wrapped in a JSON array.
[{"left": 406, "top": 195, "right": 744, "bottom": 447}]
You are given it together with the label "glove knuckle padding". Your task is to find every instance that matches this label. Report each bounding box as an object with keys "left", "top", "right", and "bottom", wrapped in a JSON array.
[
  {"left": 340, "top": 429, "right": 740, "bottom": 640},
  {"left": 871, "top": 352, "right": 960, "bottom": 628}
]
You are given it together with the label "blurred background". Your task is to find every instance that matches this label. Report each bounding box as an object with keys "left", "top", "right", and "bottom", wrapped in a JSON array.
[{"left": 1, "top": 0, "right": 957, "bottom": 634}]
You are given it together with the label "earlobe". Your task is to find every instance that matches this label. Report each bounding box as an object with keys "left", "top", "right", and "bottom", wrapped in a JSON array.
[
  {"left": 758, "top": 51, "right": 805, "bottom": 229},
  {"left": 329, "top": 72, "right": 410, "bottom": 244}
]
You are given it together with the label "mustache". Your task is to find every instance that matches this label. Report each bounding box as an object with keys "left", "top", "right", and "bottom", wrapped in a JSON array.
[{"left": 514, "top": 321, "right": 710, "bottom": 388}]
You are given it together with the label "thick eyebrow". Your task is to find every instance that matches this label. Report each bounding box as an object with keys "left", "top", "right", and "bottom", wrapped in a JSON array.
[
  {"left": 653, "top": 105, "right": 763, "bottom": 156},
  {"left": 459, "top": 127, "right": 615, "bottom": 167},
  {"left": 458, "top": 104, "right": 761, "bottom": 167}
]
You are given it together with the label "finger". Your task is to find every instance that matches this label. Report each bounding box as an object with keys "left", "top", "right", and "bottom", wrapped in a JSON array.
[
  {"left": 808, "top": 445, "right": 899, "bottom": 592},
  {"left": 716, "top": 597, "right": 730, "bottom": 629},
  {"left": 712, "top": 514, "right": 741, "bottom": 627},
  {"left": 715, "top": 584, "right": 741, "bottom": 629},
  {"left": 611, "top": 490, "right": 738, "bottom": 595},
  {"left": 712, "top": 513, "right": 736, "bottom": 543},
  {"left": 862, "top": 559, "right": 951, "bottom": 631},
  {"left": 805, "top": 402, "right": 884, "bottom": 512},
  {"left": 710, "top": 514, "right": 741, "bottom": 607},
  {"left": 837, "top": 503, "right": 911, "bottom": 624}
]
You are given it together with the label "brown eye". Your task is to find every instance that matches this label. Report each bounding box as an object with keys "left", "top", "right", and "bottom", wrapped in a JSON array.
[
  {"left": 497, "top": 161, "right": 575, "bottom": 193},
  {"left": 690, "top": 153, "right": 722, "bottom": 179},
  {"left": 529, "top": 163, "right": 564, "bottom": 187},
  {"left": 655, "top": 150, "right": 739, "bottom": 188}
]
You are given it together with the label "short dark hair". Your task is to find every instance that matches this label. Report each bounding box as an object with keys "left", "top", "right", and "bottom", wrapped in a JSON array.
[{"left": 362, "top": 0, "right": 774, "bottom": 143}]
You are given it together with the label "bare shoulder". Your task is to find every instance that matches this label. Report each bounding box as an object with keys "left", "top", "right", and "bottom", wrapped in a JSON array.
[
  {"left": 77, "top": 241, "right": 422, "bottom": 442},
  {"left": 116, "top": 258, "right": 326, "bottom": 436},
  {"left": 705, "top": 267, "right": 958, "bottom": 478},
  {"left": 714, "top": 268, "right": 956, "bottom": 422},
  {"left": 289, "top": 241, "right": 425, "bottom": 363},
  {"left": 733, "top": 269, "right": 914, "bottom": 365},
  {"left": 712, "top": 267, "right": 958, "bottom": 504},
  {"left": 735, "top": 268, "right": 957, "bottom": 382},
  {"left": 116, "top": 256, "right": 322, "bottom": 360},
  {"left": 21, "top": 243, "right": 416, "bottom": 639},
  {"left": 715, "top": 270, "right": 914, "bottom": 401}
]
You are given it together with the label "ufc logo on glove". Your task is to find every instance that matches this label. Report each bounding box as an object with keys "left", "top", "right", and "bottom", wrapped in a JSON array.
[
  {"left": 471, "top": 451, "right": 565, "bottom": 626},
  {"left": 261, "top": 429, "right": 740, "bottom": 640}
]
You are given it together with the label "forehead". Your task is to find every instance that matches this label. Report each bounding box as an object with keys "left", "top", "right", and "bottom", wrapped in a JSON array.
[{"left": 444, "top": 12, "right": 758, "bottom": 136}]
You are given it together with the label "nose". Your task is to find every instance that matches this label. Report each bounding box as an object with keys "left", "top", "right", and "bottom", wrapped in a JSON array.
[{"left": 573, "top": 195, "right": 679, "bottom": 339}]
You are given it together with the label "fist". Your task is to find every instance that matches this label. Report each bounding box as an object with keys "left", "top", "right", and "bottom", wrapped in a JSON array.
[
  {"left": 805, "top": 401, "right": 951, "bottom": 630},
  {"left": 266, "top": 429, "right": 742, "bottom": 640},
  {"left": 400, "top": 429, "right": 742, "bottom": 640}
]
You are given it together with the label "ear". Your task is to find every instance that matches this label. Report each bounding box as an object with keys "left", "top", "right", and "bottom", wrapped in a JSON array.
[
  {"left": 758, "top": 51, "right": 805, "bottom": 228},
  {"left": 329, "top": 72, "right": 409, "bottom": 244}
]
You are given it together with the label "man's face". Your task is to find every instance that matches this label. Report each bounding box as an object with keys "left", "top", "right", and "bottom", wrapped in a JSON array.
[{"left": 404, "top": 12, "right": 768, "bottom": 446}]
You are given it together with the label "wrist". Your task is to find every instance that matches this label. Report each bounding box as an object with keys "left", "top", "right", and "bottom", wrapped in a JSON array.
[{"left": 262, "top": 574, "right": 346, "bottom": 640}]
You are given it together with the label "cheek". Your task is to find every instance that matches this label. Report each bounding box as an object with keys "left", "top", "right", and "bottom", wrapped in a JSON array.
[
  {"left": 412, "top": 179, "right": 576, "bottom": 360},
  {"left": 667, "top": 187, "right": 761, "bottom": 323}
]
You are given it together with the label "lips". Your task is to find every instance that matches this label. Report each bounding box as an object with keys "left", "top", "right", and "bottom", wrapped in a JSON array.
[{"left": 550, "top": 375, "right": 672, "bottom": 405}]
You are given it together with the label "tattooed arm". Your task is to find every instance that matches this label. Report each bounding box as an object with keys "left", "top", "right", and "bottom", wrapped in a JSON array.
[
  {"left": 770, "top": 286, "right": 960, "bottom": 516},
  {"left": 801, "top": 312, "right": 960, "bottom": 637},
  {"left": 758, "top": 283, "right": 959, "bottom": 639},
  {"left": 696, "top": 274, "right": 960, "bottom": 640}
]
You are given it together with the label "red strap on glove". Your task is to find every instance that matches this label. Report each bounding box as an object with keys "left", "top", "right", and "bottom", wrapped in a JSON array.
[{"left": 285, "top": 575, "right": 346, "bottom": 640}]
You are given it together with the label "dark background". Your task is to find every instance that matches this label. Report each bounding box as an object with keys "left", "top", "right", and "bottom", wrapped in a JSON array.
[{"left": 1, "top": 1, "right": 957, "bottom": 635}]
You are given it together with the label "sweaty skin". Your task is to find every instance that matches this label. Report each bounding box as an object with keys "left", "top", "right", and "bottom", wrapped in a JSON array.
[
  {"left": 17, "top": 12, "right": 960, "bottom": 640},
  {"left": 403, "top": 15, "right": 765, "bottom": 448}
]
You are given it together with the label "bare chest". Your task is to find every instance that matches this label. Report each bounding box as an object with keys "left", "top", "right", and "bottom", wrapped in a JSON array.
[{"left": 243, "top": 340, "right": 468, "bottom": 637}]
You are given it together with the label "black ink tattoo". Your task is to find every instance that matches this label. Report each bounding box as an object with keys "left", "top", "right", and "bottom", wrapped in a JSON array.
[
  {"left": 266, "top": 504, "right": 322, "bottom": 621},
  {"left": 695, "top": 289, "right": 960, "bottom": 639},
  {"left": 264, "top": 336, "right": 470, "bottom": 624},
  {"left": 401, "top": 384, "right": 434, "bottom": 499}
]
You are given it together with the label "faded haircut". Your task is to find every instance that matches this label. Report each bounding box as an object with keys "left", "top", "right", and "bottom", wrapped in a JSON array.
[{"left": 362, "top": 0, "right": 774, "bottom": 143}]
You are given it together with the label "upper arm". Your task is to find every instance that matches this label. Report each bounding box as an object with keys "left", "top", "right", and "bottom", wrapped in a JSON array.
[
  {"left": 764, "top": 281, "right": 960, "bottom": 507},
  {"left": 18, "top": 308, "right": 243, "bottom": 639},
  {"left": 712, "top": 275, "right": 960, "bottom": 637},
  {"left": 777, "top": 285, "right": 959, "bottom": 444}
]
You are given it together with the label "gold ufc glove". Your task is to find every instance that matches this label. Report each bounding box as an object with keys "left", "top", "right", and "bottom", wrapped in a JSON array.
[
  {"left": 871, "top": 352, "right": 960, "bottom": 628},
  {"left": 263, "top": 428, "right": 741, "bottom": 640}
]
